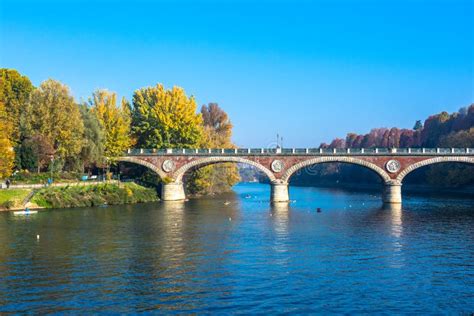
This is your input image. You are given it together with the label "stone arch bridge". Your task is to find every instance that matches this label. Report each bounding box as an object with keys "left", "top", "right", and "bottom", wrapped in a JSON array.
[{"left": 116, "top": 148, "right": 474, "bottom": 204}]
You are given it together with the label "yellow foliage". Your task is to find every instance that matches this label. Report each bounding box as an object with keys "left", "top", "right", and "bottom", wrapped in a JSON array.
[
  {"left": 132, "top": 84, "right": 204, "bottom": 148},
  {"left": 90, "top": 90, "right": 133, "bottom": 157},
  {"left": 0, "top": 101, "right": 14, "bottom": 178}
]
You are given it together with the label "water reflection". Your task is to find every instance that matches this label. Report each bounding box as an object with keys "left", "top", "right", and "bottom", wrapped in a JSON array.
[
  {"left": 382, "top": 203, "right": 405, "bottom": 268},
  {"left": 384, "top": 203, "right": 403, "bottom": 238}
]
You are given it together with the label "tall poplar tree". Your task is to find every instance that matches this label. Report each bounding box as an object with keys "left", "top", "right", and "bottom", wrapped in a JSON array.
[
  {"left": 89, "top": 90, "right": 132, "bottom": 158},
  {"left": 28, "top": 79, "right": 84, "bottom": 161}
]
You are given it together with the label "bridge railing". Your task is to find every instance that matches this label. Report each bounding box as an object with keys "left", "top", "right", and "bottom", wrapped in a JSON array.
[{"left": 124, "top": 148, "right": 474, "bottom": 156}]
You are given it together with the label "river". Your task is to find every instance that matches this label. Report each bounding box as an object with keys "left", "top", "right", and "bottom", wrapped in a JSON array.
[{"left": 0, "top": 183, "right": 473, "bottom": 313}]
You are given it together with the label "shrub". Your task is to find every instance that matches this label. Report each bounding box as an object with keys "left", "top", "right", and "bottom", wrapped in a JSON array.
[{"left": 31, "top": 182, "right": 159, "bottom": 209}]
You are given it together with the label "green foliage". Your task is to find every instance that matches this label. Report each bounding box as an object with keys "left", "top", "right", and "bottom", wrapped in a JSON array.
[
  {"left": 16, "top": 140, "right": 38, "bottom": 171},
  {"left": 131, "top": 84, "right": 204, "bottom": 148},
  {"left": 32, "top": 182, "right": 159, "bottom": 208},
  {"left": 27, "top": 79, "right": 84, "bottom": 160},
  {"left": 79, "top": 104, "right": 105, "bottom": 169},
  {"left": 11, "top": 171, "right": 82, "bottom": 184}
]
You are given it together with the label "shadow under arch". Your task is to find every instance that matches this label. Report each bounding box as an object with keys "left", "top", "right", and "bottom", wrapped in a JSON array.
[
  {"left": 281, "top": 156, "right": 391, "bottom": 184},
  {"left": 174, "top": 156, "right": 277, "bottom": 183},
  {"left": 115, "top": 156, "right": 167, "bottom": 179},
  {"left": 396, "top": 157, "right": 474, "bottom": 182}
]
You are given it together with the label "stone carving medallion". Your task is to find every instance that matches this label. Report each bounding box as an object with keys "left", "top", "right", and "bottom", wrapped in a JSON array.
[
  {"left": 271, "top": 160, "right": 284, "bottom": 173},
  {"left": 385, "top": 159, "right": 401, "bottom": 173},
  {"left": 162, "top": 160, "right": 175, "bottom": 173}
]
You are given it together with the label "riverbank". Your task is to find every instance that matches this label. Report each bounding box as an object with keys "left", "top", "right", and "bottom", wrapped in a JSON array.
[{"left": 0, "top": 182, "right": 159, "bottom": 211}]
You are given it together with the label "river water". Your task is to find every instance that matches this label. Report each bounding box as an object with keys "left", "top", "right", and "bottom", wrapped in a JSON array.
[{"left": 0, "top": 183, "right": 473, "bottom": 313}]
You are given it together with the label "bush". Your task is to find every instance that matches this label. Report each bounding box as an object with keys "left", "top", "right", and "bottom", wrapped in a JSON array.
[{"left": 31, "top": 182, "right": 159, "bottom": 209}]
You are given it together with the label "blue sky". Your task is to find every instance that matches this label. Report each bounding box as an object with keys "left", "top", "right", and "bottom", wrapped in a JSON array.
[{"left": 1, "top": 0, "right": 473, "bottom": 147}]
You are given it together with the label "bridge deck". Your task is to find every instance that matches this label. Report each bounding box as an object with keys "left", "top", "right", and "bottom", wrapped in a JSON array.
[{"left": 126, "top": 148, "right": 474, "bottom": 156}]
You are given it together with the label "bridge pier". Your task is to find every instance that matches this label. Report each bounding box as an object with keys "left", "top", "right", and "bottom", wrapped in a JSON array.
[
  {"left": 161, "top": 182, "right": 186, "bottom": 201},
  {"left": 382, "top": 181, "right": 402, "bottom": 204},
  {"left": 271, "top": 182, "right": 289, "bottom": 203}
]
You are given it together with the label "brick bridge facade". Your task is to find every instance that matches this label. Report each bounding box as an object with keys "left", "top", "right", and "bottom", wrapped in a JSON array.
[{"left": 116, "top": 148, "right": 474, "bottom": 204}]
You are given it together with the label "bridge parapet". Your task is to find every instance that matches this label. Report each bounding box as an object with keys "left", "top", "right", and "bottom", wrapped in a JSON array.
[{"left": 125, "top": 148, "right": 474, "bottom": 156}]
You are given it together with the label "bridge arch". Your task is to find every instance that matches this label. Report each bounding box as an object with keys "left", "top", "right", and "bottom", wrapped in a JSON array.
[
  {"left": 115, "top": 156, "right": 167, "bottom": 179},
  {"left": 281, "top": 156, "right": 391, "bottom": 183},
  {"left": 396, "top": 156, "right": 474, "bottom": 182},
  {"left": 174, "top": 157, "right": 277, "bottom": 183}
]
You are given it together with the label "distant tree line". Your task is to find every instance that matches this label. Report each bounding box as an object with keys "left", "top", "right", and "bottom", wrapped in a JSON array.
[
  {"left": 320, "top": 105, "right": 474, "bottom": 149},
  {"left": 0, "top": 69, "right": 239, "bottom": 194},
  {"left": 292, "top": 105, "right": 474, "bottom": 188}
]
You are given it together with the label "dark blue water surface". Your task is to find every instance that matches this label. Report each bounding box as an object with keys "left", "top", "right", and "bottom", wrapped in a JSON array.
[{"left": 1, "top": 183, "right": 473, "bottom": 314}]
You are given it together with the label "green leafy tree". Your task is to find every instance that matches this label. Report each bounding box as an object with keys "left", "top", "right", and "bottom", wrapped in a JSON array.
[
  {"left": 131, "top": 84, "right": 203, "bottom": 148},
  {"left": 17, "top": 141, "right": 37, "bottom": 171},
  {"left": 27, "top": 79, "right": 84, "bottom": 162},
  {"left": 79, "top": 104, "right": 105, "bottom": 170},
  {"left": 0, "top": 68, "right": 34, "bottom": 145},
  {"left": 89, "top": 90, "right": 132, "bottom": 158}
]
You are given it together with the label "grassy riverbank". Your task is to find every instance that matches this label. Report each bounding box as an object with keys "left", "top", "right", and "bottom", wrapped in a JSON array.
[
  {"left": 0, "top": 182, "right": 159, "bottom": 210},
  {"left": 0, "top": 189, "right": 31, "bottom": 209}
]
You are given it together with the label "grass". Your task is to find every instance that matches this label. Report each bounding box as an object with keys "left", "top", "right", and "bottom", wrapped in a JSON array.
[
  {"left": 31, "top": 182, "right": 159, "bottom": 209},
  {"left": 0, "top": 189, "right": 32, "bottom": 209}
]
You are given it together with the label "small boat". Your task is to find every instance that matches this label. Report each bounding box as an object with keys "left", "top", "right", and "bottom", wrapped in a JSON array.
[
  {"left": 14, "top": 210, "right": 38, "bottom": 215},
  {"left": 224, "top": 201, "right": 231, "bottom": 205}
]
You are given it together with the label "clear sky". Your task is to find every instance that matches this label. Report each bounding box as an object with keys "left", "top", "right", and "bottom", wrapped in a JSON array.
[{"left": 1, "top": 0, "right": 473, "bottom": 147}]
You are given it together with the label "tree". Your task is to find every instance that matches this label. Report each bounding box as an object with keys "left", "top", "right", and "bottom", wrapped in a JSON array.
[
  {"left": 329, "top": 138, "right": 345, "bottom": 148},
  {"left": 89, "top": 90, "right": 132, "bottom": 158},
  {"left": 186, "top": 103, "right": 239, "bottom": 195},
  {"left": 201, "top": 103, "right": 233, "bottom": 145},
  {"left": 345, "top": 133, "right": 357, "bottom": 148},
  {"left": 413, "top": 120, "right": 423, "bottom": 131},
  {"left": 79, "top": 104, "right": 105, "bottom": 170},
  {"left": 0, "top": 101, "right": 14, "bottom": 178},
  {"left": 421, "top": 111, "right": 451, "bottom": 147},
  {"left": 0, "top": 69, "right": 34, "bottom": 145},
  {"left": 27, "top": 79, "right": 84, "bottom": 162},
  {"left": 131, "top": 84, "right": 203, "bottom": 148},
  {"left": 21, "top": 135, "right": 55, "bottom": 173}
]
